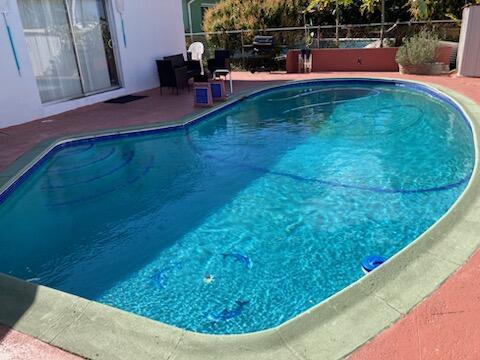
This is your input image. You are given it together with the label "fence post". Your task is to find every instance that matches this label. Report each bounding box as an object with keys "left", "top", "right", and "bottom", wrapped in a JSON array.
[
  {"left": 241, "top": 30, "right": 245, "bottom": 66},
  {"left": 335, "top": 0, "right": 340, "bottom": 46},
  {"left": 380, "top": 0, "right": 385, "bottom": 47},
  {"left": 317, "top": 25, "right": 321, "bottom": 48}
]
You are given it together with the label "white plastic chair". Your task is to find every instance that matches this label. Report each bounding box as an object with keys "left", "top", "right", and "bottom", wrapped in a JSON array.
[{"left": 188, "top": 42, "right": 205, "bottom": 75}]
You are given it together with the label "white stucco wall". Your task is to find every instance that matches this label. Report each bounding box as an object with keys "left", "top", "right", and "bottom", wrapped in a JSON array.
[
  {"left": 0, "top": 0, "right": 186, "bottom": 129},
  {"left": 457, "top": 5, "right": 480, "bottom": 77}
]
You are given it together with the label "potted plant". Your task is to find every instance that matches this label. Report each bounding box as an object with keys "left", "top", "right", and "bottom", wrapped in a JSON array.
[{"left": 396, "top": 30, "right": 448, "bottom": 75}]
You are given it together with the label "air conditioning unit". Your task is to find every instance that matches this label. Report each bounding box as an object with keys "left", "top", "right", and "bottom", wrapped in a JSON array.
[{"left": 457, "top": 5, "right": 480, "bottom": 77}]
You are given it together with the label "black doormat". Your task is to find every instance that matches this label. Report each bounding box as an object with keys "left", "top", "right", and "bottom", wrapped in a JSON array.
[{"left": 104, "top": 95, "right": 148, "bottom": 104}]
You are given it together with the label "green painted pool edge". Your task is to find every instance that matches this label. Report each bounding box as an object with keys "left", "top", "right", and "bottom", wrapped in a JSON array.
[{"left": 0, "top": 78, "right": 479, "bottom": 360}]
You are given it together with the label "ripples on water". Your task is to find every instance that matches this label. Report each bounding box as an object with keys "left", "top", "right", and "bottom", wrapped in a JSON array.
[{"left": 0, "top": 81, "right": 474, "bottom": 334}]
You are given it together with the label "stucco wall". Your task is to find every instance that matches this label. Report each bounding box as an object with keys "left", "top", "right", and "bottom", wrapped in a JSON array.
[
  {"left": 457, "top": 5, "right": 480, "bottom": 77},
  {"left": 0, "top": 0, "right": 186, "bottom": 129}
]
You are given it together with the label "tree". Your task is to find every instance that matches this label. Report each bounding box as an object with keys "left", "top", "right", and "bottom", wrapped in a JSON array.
[
  {"left": 306, "top": 0, "right": 477, "bottom": 45},
  {"left": 307, "top": 0, "right": 385, "bottom": 45},
  {"left": 203, "top": 0, "right": 308, "bottom": 33},
  {"left": 308, "top": 0, "right": 480, "bottom": 22},
  {"left": 407, "top": 0, "right": 480, "bottom": 21},
  {"left": 203, "top": 0, "right": 475, "bottom": 51},
  {"left": 203, "top": 0, "right": 308, "bottom": 50}
]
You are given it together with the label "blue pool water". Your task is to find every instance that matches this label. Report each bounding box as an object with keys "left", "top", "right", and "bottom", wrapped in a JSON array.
[{"left": 0, "top": 80, "right": 474, "bottom": 334}]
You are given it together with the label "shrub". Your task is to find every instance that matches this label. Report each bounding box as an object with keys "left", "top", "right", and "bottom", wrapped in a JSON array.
[
  {"left": 396, "top": 30, "right": 439, "bottom": 66},
  {"left": 203, "top": 0, "right": 306, "bottom": 33},
  {"left": 203, "top": 0, "right": 306, "bottom": 50}
]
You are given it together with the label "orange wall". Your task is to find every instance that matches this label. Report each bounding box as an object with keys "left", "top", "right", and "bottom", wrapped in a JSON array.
[{"left": 287, "top": 48, "right": 399, "bottom": 73}]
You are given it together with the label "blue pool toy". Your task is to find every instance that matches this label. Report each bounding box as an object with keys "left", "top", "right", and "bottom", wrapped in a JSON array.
[
  {"left": 361, "top": 255, "right": 385, "bottom": 274},
  {"left": 208, "top": 300, "right": 249, "bottom": 322},
  {"left": 222, "top": 253, "right": 252, "bottom": 269},
  {"left": 151, "top": 268, "right": 169, "bottom": 289},
  {"left": 151, "top": 263, "right": 181, "bottom": 289}
]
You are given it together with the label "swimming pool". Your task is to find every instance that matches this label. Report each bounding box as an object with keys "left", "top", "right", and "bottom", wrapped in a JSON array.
[{"left": 0, "top": 79, "right": 474, "bottom": 335}]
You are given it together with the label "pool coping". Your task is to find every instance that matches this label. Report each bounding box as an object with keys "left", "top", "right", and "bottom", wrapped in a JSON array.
[{"left": 1, "top": 77, "right": 480, "bottom": 360}]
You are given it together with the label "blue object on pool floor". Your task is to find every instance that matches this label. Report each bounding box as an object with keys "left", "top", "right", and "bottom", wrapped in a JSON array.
[
  {"left": 222, "top": 253, "right": 253, "bottom": 269},
  {"left": 361, "top": 255, "right": 386, "bottom": 274},
  {"left": 151, "top": 263, "right": 181, "bottom": 289},
  {"left": 208, "top": 300, "right": 250, "bottom": 322}
]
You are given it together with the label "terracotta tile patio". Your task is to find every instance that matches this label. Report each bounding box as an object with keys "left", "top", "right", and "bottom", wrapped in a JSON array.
[
  {"left": 350, "top": 250, "right": 480, "bottom": 360},
  {"left": 1, "top": 71, "right": 480, "bottom": 359},
  {"left": 0, "top": 324, "right": 81, "bottom": 360}
]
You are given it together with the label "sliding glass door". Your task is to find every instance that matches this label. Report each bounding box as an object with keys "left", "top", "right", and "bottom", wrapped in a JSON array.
[
  {"left": 66, "top": 0, "right": 119, "bottom": 94},
  {"left": 17, "top": 0, "right": 83, "bottom": 103},
  {"left": 18, "top": 0, "right": 120, "bottom": 103}
]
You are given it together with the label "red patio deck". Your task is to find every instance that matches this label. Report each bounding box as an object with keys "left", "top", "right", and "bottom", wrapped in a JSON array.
[{"left": 0, "top": 324, "right": 81, "bottom": 359}]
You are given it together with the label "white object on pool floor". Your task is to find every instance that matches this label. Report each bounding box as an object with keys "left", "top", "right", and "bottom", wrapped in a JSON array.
[{"left": 203, "top": 274, "right": 215, "bottom": 285}]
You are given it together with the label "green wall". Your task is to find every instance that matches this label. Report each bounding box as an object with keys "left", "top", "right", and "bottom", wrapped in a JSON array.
[{"left": 182, "top": 0, "right": 220, "bottom": 33}]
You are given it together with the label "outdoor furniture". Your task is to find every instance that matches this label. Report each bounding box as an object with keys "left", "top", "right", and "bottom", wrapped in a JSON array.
[
  {"left": 157, "top": 53, "right": 202, "bottom": 95},
  {"left": 193, "top": 79, "right": 226, "bottom": 107},
  {"left": 208, "top": 50, "right": 233, "bottom": 94},
  {"left": 245, "top": 36, "right": 277, "bottom": 73},
  {"left": 212, "top": 69, "right": 233, "bottom": 95},
  {"left": 193, "top": 74, "right": 209, "bottom": 82},
  {"left": 207, "top": 50, "right": 231, "bottom": 74},
  {"left": 156, "top": 59, "right": 188, "bottom": 95},
  {"left": 209, "top": 80, "right": 227, "bottom": 101},
  {"left": 193, "top": 82, "right": 213, "bottom": 107},
  {"left": 164, "top": 54, "right": 201, "bottom": 79},
  {"left": 207, "top": 50, "right": 233, "bottom": 94},
  {"left": 187, "top": 42, "right": 205, "bottom": 75}
]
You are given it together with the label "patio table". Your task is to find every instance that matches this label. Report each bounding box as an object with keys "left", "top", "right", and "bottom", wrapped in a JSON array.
[{"left": 213, "top": 69, "right": 233, "bottom": 94}]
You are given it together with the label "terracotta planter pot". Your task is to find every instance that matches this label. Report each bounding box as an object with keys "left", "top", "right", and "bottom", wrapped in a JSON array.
[
  {"left": 435, "top": 46, "right": 453, "bottom": 65},
  {"left": 286, "top": 50, "right": 300, "bottom": 73},
  {"left": 398, "top": 62, "right": 449, "bottom": 75}
]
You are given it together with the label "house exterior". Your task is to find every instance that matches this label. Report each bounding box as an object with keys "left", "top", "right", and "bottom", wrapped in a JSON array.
[
  {"left": 0, "top": 0, "right": 186, "bottom": 128},
  {"left": 181, "top": 0, "right": 220, "bottom": 34}
]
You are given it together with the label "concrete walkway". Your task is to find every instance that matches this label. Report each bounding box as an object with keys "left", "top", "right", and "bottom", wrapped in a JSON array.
[{"left": 1, "top": 71, "right": 479, "bottom": 359}]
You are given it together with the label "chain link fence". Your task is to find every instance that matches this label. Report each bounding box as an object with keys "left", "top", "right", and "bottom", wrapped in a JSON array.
[{"left": 185, "top": 20, "right": 460, "bottom": 70}]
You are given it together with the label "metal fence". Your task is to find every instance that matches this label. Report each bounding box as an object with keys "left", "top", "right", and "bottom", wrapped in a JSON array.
[{"left": 185, "top": 20, "right": 460, "bottom": 69}]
